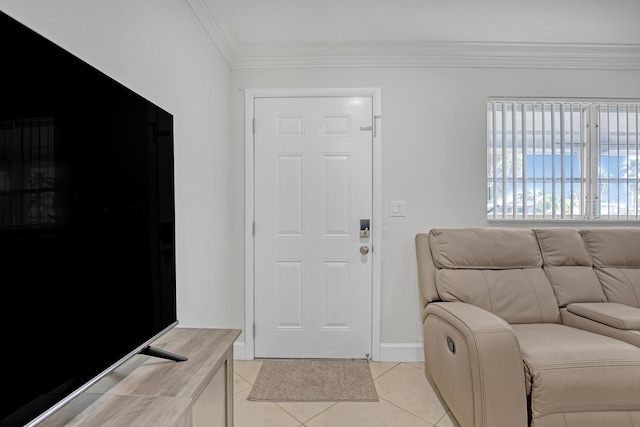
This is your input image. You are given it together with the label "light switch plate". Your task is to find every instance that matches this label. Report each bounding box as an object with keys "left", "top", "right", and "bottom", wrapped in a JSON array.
[{"left": 390, "top": 201, "right": 406, "bottom": 217}]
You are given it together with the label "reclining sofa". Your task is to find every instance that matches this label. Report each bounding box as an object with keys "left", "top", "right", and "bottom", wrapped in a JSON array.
[{"left": 415, "top": 227, "right": 640, "bottom": 427}]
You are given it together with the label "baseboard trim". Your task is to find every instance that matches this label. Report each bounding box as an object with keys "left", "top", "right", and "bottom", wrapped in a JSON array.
[
  {"left": 379, "top": 343, "right": 425, "bottom": 363},
  {"left": 233, "top": 340, "right": 425, "bottom": 362},
  {"left": 233, "top": 341, "right": 248, "bottom": 360}
]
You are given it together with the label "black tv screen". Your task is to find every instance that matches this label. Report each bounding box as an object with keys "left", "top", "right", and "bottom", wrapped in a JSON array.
[{"left": 0, "top": 10, "right": 179, "bottom": 427}]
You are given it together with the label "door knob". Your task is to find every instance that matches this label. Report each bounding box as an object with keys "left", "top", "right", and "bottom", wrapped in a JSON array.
[{"left": 360, "top": 245, "right": 370, "bottom": 255}]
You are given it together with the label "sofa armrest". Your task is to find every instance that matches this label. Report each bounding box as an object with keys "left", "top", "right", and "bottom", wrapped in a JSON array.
[
  {"left": 424, "top": 302, "right": 527, "bottom": 427},
  {"left": 566, "top": 302, "right": 640, "bottom": 330}
]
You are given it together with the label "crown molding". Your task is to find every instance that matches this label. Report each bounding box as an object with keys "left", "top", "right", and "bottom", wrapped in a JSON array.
[
  {"left": 232, "top": 41, "right": 640, "bottom": 70},
  {"left": 188, "top": 1, "right": 640, "bottom": 70},
  {"left": 186, "top": 0, "right": 237, "bottom": 66}
]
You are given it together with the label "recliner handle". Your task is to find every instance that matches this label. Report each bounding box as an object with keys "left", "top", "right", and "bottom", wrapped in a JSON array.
[{"left": 447, "top": 336, "right": 456, "bottom": 354}]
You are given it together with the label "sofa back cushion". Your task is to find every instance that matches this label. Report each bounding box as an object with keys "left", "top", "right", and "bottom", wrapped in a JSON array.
[
  {"left": 535, "top": 228, "right": 606, "bottom": 307},
  {"left": 429, "top": 228, "right": 561, "bottom": 324},
  {"left": 580, "top": 228, "right": 640, "bottom": 307}
]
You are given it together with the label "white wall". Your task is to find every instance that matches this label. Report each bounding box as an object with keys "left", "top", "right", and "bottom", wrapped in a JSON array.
[
  {"left": 0, "top": 0, "right": 233, "bottom": 328},
  {"left": 5, "top": 1, "right": 640, "bottom": 361},
  {"left": 229, "top": 66, "right": 640, "bottom": 360}
]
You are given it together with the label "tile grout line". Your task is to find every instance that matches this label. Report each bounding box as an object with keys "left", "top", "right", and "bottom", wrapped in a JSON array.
[
  {"left": 434, "top": 410, "right": 455, "bottom": 427},
  {"left": 371, "top": 361, "right": 417, "bottom": 386},
  {"left": 373, "top": 362, "right": 442, "bottom": 426},
  {"left": 234, "top": 374, "right": 253, "bottom": 388},
  {"left": 369, "top": 361, "right": 402, "bottom": 381},
  {"left": 376, "top": 395, "right": 437, "bottom": 426},
  {"left": 275, "top": 400, "right": 340, "bottom": 426}
]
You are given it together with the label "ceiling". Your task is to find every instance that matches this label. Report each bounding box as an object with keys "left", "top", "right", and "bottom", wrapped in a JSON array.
[{"left": 189, "top": 0, "right": 640, "bottom": 69}]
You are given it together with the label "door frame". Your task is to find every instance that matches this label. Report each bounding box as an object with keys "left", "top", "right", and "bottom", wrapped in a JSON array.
[{"left": 244, "top": 87, "right": 382, "bottom": 360}]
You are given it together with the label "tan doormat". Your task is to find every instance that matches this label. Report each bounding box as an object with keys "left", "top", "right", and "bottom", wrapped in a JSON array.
[{"left": 247, "top": 359, "right": 379, "bottom": 402}]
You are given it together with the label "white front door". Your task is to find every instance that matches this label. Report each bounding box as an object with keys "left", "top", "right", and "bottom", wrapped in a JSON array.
[{"left": 253, "top": 96, "right": 373, "bottom": 359}]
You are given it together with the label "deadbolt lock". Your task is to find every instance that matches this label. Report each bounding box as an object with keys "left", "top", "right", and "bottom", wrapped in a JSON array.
[{"left": 360, "top": 219, "right": 370, "bottom": 238}]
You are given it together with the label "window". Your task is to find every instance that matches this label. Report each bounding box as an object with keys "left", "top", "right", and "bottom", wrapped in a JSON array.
[{"left": 487, "top": 98, "right": 640, "bottom": 220}]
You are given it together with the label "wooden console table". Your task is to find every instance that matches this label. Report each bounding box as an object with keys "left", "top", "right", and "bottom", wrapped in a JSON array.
[{"left": 40, "top": 328, "right": 241, "bottom": 427}]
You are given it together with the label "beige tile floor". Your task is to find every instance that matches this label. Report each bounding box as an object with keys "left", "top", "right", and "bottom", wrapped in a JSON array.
[{"left": 233, "top": 360, "right": 461, "bottom": 427}]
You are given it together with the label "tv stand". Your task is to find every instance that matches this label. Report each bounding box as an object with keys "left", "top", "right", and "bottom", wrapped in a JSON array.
[
  {"left": 139, "top": 344, "right": 188, "bottom": 361},
  {"left": 43, "top": 328, "right": 240, "bottom": 427}
]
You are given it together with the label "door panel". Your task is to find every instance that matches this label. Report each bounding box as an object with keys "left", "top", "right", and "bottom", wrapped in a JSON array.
[{"left": 254, "top": 96, "right": 373, "bottom": 359}]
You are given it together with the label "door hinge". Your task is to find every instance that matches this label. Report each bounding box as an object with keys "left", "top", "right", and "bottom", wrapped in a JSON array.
[
  {"left": 252, "top": 118, "right": 256, "bottom": 134},
  {"left": 252, "top": 221, "right": 256, "bottom": 236},
  {"left": 253, "top": 323, "right": 256, "bottom": 338}
]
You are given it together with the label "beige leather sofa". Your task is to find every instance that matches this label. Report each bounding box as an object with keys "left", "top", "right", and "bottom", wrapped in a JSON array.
[{"left": 415, "top": 227, "right": 640, "bottom": 427}]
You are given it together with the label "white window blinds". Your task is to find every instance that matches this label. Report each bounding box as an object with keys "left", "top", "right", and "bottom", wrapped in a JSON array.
[{"left": 487, "top": 99, "right": 640, "bottom": 220}]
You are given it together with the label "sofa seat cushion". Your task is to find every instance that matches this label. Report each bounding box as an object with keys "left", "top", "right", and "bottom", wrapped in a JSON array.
[
  {"left": 567, "top": 303, "right": 640, "bottom": 330},
  {"left": 511, "top": 323, "right": 640, "bottom": 422}
]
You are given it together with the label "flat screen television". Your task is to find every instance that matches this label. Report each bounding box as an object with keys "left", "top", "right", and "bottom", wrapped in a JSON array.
[{"left": 0, "top": 10, "right": 182, "bottom": 427}]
